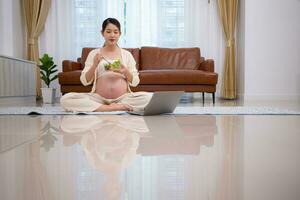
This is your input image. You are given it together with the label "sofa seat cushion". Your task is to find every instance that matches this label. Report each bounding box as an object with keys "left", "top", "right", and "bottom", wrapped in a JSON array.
[
  {"left": 139, "top": 70, "right": 218, "bottom": 85},
  {"left": 58, "top": 70, "right": 82, "bottom": 85}
]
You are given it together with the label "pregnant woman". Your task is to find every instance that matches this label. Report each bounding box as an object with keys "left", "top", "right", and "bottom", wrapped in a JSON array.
[{"left": 60, "top": 18, "right": 152, "bottom": 112}]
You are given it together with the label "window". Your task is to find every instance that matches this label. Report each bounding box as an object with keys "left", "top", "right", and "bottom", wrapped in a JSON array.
[
  {"left": 74, "top": 0, "right": 100, "bottom": 49},
  {"left": 157, "top": 0, "right": 184, "bottom": 47},
  {"left": 74, "top": 0, "right": 184, "bottom": 48}
]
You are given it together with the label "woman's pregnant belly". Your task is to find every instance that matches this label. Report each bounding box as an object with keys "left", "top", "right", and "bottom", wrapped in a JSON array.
[{"left": 95, "top": 72, "right": 128, "bottom": 99}]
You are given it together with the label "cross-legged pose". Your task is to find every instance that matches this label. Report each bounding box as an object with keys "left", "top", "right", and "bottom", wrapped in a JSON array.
[{"left": 60, "top": 18, "right": 152, "bottom": 112}]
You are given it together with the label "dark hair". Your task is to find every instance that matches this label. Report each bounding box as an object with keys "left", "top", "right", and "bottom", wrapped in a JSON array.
[{"left": 101, "top": 18, "right": 121, "bottom": 33}]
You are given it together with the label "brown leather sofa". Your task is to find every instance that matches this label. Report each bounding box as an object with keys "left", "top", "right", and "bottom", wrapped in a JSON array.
[{"left": 58, "top": 47, "right": 218, "bottom": 103}]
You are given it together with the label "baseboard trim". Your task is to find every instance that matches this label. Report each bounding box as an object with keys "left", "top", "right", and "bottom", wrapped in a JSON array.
[
  {"left": 0, "top": 96, "right": 36, "bottom": 105},
  {"left": 237, "top": 93, "right": 300, "bottom": 101}
]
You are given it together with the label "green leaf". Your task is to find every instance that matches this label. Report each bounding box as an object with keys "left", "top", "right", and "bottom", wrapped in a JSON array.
[
  {"left": 39, "top": 53, "right": 58, "bottom": 87},
  {"left": 40, "top": 122, "right": 51, "bottom": 133},
  {"left": 50, "top": 75, "right": 58, "bottom": 82},
  {"left": 40, "top": 74, "right": 47, "bottom": 82},
  {"left": 49, "top": 69, "right": 58, "bottom": 74},
  {"left": 49, "top": 64, "right": 57, "bottom": 70}
]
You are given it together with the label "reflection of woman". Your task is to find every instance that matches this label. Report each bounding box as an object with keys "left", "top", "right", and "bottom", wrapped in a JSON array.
[
  {"left": 60, "top": 18, "right": 152, "bottom": 112},
  {"left": 59, "top": 115, "right": 149, "bottom": 200}
]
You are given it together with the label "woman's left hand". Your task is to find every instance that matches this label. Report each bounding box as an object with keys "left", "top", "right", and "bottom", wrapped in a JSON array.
[{"left": 112, "top": 64, "right": 129, "bottom": 78}]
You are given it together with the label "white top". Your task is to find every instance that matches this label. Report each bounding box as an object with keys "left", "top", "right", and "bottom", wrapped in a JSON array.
[{"left": 80, "top": 48, "right": 140, "bottom": 93}]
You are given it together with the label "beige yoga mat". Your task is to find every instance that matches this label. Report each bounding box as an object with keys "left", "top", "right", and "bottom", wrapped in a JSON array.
[{"left": 0, "top": 106, "right": 299, "bottom": 115}]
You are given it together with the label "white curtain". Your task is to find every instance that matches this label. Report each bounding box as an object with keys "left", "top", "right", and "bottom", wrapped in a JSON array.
[
  {"left": 125, "top": 0, "right": 159, "bottom": 47},
  {"left": 126, "top": 0, "right": 224, "bottom": 96},
  {"left": 40, "top": 0, "right": 224, "bottom": 97},
  {"left": 39, "top": 0, "right": 75, "bottom": 93},
  {"left": 39, "top": 0, "right": 123, "bottom": 94},
  {"left": 184, "top": 0, "right": 225, "bottom": 96}
]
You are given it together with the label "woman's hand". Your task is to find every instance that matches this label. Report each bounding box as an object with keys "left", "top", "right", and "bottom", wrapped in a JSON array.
[
  {"left": 112, "top": 64, "right": 130, "bottom": 78},
  {"left": 93, "top": 51, "right": 103, "bottom": 67},
  {"left": 84, "top": 50, "right": 103, "bottom": 83}
]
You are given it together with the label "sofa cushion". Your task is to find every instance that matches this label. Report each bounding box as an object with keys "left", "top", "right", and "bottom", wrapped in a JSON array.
[
  {"left": 140, "top": 47, "right": 201, "bottom": 70},
  {"left": 58, "top": 70, "right": 82, "bottom": 85},
  {"left": 139, "top": 70, "right": 218, "bottom": 85}
]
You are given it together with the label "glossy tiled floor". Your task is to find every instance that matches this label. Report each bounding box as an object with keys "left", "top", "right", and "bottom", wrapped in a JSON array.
[{"left": 0, "top": 96, "right": 300, "bottom": 200}]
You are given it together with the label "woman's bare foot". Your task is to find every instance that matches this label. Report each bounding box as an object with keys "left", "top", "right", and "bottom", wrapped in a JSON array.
[
  {"left": 94, "top": 103, "right": 132, "bottom": 112},
  {"left": 109, "top": 103, "right": 132, "bottom": 111}
]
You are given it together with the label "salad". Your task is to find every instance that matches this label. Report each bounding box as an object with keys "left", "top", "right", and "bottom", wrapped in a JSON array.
[{"left": 104, "top": 59, "right": 121, "bottom": 70}]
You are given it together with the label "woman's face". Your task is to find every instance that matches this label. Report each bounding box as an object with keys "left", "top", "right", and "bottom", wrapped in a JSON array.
[{"left": 102, "top": 23, "right": 121, "bottom": 46}]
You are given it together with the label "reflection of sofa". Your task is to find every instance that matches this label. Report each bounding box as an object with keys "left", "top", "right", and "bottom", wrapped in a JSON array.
[
  {"left": 58, "top": 47, "right": 218, "bottom": 103},
  {"left": 58, "top": 115, "right": 217, "bottom": 156},
  {"left": 137, "top": 116, "right": 217, "bottom": 155}
]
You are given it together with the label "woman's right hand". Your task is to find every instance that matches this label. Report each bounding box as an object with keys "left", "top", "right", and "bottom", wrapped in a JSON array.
[{"left": 93, "top": 51, "right": 103, "bottom": 66}]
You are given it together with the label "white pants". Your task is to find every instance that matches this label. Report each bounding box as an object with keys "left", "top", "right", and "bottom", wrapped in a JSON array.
[{"left": 60, "top": 92, "right": 152, "bottom": 112}]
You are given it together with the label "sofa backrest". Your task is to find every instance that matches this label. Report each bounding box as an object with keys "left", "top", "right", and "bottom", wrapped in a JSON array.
[
  {"left": 140, "top": 47, "right": 201, "bottom": 70},
  {"left": 81, "top": 47, "right": 96, "bottom": 67},
  {"left": 124, "top": 48, "right": 140, "bottom": 70},
  {"left": 80, "top": 47, "right": 140, "bottom": 70},
  {"left": 80, "top": 47, "right": 201, "bottom": 70}
]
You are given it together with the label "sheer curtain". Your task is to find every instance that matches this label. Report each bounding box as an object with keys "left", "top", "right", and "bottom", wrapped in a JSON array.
[
  {"left": 39, "top": 0, "right": 123, "bottom": 94},
  {"left": 40, "top": 0, "right": 125, "bottom": 61},
  {"left": 126, "top": 0, "right": 183, "bottom": 47},
  {"left": 40, "top": 0, "right": 224, "bottom": 97},
  {"left": 184, "top": 0, "right": 225, "bottom": 96},
  {"left": 125, "top": 0, "right": 159, "bottom": 47},
  {"left": 126, "top": 0, "right": 224, "bottom": 96}
]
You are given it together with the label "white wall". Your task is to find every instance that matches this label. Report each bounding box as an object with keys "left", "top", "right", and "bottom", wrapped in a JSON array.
[
  {"left": 0, "top": 0, "right": 26, "bottom": 59},
  {"left": 0, "top": 0, "right": 13, "bottom": 56},
  {"left": 242, "top": 0, "right": 300, "bottom": 100}
]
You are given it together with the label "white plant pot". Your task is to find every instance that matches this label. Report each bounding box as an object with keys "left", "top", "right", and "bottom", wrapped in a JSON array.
[{"left": 41, "top": 88, "right": 56, "bottom": 104}]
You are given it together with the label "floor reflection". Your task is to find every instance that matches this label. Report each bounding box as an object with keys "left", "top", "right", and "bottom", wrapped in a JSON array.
[
  {"left": 59, "top": 115, "right": 148, "bottom": 200},
  {"left": 0, "top": 116, "right": 40, "bottom": 153},
  {"left": 0, "top": 114, "right": 247, "bottom": 200},
  {"left": 138, "top": 115, "right": 217, "bottom": 155}
]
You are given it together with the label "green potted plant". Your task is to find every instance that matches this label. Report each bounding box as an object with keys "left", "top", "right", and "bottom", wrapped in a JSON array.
[
  {"left": 39, "top": 53, "right": 58, "bottom": 104},
  {"left": 39, "top": 121, "right": 59, "bottom": 152}
]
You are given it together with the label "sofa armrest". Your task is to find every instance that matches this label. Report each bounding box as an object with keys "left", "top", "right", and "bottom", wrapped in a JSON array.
[
  {"left": 62, "top": 60, "right": 83, "bottom": 72},
  {"left": 199, "top": 59, "right": 215, "bottom": 72}
]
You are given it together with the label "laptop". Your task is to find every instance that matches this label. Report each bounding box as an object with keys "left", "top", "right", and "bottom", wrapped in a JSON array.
[{"left": 128, "top": 91, "right": 184, "bottom": 116}]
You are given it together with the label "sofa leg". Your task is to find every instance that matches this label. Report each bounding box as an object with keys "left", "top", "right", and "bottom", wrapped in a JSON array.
[
  {"left": 202, "top": 92, "right": 205, "bottom": 105},
  {"left": 212, "top": 93, "right": 215, "bottom": 105}
]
